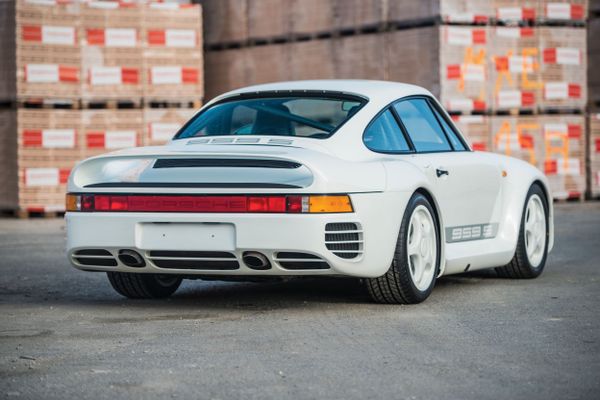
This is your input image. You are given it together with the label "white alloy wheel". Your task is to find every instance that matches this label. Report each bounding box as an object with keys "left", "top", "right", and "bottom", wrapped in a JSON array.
[
  {"left": 524, "top": 194, "right": 547, "bottom": 268},
  {"left": 406, "top": 205, "right": 437, "bottom": 291}
]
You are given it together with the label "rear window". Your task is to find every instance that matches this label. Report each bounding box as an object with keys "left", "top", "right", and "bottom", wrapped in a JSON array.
[{"left": 175, "top": 95, "right": 365, "bottom": 140}]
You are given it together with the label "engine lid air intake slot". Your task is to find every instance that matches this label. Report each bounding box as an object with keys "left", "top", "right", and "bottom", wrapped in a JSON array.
[{"left": 153, "top": 158, "right": 302, "bottom": 169}]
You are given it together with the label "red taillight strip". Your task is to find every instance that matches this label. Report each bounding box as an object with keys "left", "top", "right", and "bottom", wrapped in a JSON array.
[{"left": 80, "top": 194, "right": 304, "bottom": 213}]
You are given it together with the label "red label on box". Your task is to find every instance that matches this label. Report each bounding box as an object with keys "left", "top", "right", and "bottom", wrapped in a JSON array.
[
  {"left": 121, "top": 68, "right": 139, "bottom": 84},
  {"left": 595, "top": 139, "right": 600, "bottom": 152},
  {"left": 446, "top": 65, "right": 461, "bottom": 79},
  {"left": 472, "top": 29, "right": 486, "bottom": 44},
  {"left": 571, "top": 5, "right": 584, "bottom": 20},
  {"left": 522, "top": 91, "right": 535, "bottom": 106},
  {"left": 22, "top": 26, "right": 42, "bottom": 41},
  {"left": 521, "top": 27, "right": 534, "bottom": 37},
  {"left": 23, "top": 130, "right": 43, "bottom": 147},
  {"left": 568, "top": 124, "right": 582, "bottom": 139},
  {"left": 472, "top": 100, "right": 486, "bottom": 111},
  {"left": 59, "top": 169, "right": 70, "bottom": 184},
  {"left": 147, "top": 30, "right": 166, "bottom": 45},
  {"left": 568, "top": 84, "right": 581, "bottom": 98},
  {"left": 522, "top": 7, "right": 536, "bottom": 20},
  {"left": 543, "top": 48, "right": 557, "bottom": 64},
  {"left": 86, "top": 29, "right": 105, "bottom": 45},
  {"left": 520, "top": 134, "right": 534, "bottom": 149},
  {"left": 472, "top": 142, "right": 487, "bottom": 151},
  {"left": 544, "top": 160, "right": 557, "bottom": 175},
  {"left": 59, "top": 66, "right": 79, "bottom": 82},
  {"left": 182, "top": 67, "right": 198, "bottom": 83},
  {"left": 495, "top": 56, "right": 509, "bottom": 72},
  {"left": 86, "top": 132, "right": 105, "bottom": 148}
]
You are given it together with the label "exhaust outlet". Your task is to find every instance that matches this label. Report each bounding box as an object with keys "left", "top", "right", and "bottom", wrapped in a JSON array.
[
  {"left": 242, "top": 251, "right": 271, "bottom": 270},
  {"left": 118, "top": 249, "right": 146, "bottom": 268}
]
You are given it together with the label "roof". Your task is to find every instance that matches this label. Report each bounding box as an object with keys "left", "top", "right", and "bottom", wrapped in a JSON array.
[{"left": 209, "top": 80, "right": 434, "bottom": 105}]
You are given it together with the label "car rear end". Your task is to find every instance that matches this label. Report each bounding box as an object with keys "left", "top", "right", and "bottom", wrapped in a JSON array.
[{"left": 65, "top": 141, "right": 407, "bottom": 279}]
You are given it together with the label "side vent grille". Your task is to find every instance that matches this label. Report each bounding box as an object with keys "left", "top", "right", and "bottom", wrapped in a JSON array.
[
  {"left": 325, "top": 223, "right": 363, "bottom": 259},
  {"left": 147, "top": 250, "right": 239, "bottom": 270},
  {"left": 73, "top": 249, "right": 117, "bottom": 267},
  {"left": 275, "top": 252, "right": 330, "bottom": 270}
]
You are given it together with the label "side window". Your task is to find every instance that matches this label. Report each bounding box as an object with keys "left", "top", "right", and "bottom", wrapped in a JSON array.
[
  {"left": 363, "top": 109, "right": 410, "bottom": 153},
  {"left": 393, "top": 99, "right": 452, "bottom": 152},
  {"left": 430, "top": 103, "right": 467, "bottom": 151}
]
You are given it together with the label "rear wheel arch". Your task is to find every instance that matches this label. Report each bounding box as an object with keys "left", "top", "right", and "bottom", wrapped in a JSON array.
[{"left": 414, "top": 187, "right": 445, "bottom": 275}]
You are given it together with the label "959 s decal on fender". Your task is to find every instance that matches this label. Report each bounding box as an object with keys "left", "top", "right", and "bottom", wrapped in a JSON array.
[
  {"left": 65, "top": 80, "right": 554, "bottom": 304},
  {"left": 445, "top": 223, "right": 499, "bottom": 243}
]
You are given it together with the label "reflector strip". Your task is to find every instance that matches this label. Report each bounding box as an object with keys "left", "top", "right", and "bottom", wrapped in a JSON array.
[{"left": 68, "top": 194, "right": 352, "bottom": 213}]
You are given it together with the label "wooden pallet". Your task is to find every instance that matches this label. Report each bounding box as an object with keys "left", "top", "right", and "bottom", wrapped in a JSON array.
[
  {"left": 81, "top": 99, "right": 142, "bottom": 110},
  {"left": 18, "top": 98, "right": 80, "bottom": 109},
  {"left": 1, "top": 209, "right": 64, "bottom": 219}
]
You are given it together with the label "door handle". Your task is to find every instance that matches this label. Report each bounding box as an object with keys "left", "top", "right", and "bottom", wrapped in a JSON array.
[{"left": 436, "top": 168, "right": 449, "bottom": 178}]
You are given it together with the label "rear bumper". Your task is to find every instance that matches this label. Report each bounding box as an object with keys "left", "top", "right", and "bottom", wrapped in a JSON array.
[{"left": 66, "top": 192, "right": 411, "bottom": 278}]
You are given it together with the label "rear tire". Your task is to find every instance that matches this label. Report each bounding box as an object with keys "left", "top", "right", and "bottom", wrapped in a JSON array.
[
  {"left": 107, "top": 272, "right": 182, "bottom": 299},
  {"left": 366, "top": 193, "right": 440, "bottom": 304},
  {"left": 495, "top": 184, "right": 549, "bottom": 279}
]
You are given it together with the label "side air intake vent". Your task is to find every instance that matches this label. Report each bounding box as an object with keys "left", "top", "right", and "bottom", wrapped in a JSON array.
[
  {"left": 275, "top": 252, "right": 330, "bottom": 270},
  {"left": 325, "top": 223, "right": 363, "bottom": 259},
  {"left": 147, "top": 250, "right": 239, "bottom": 270},
  {"left": 73, "top": 249, "right": 117, "bottom": 266}
]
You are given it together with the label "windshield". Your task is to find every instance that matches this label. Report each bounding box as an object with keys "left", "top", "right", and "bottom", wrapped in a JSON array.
[{"left": 174, "top": 95, "right": 366, "bottom": 140}]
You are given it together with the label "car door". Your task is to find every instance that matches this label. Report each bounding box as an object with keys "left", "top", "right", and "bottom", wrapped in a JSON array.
[{"left": 392, "top": 97, "right": 503, "bottom": 242}]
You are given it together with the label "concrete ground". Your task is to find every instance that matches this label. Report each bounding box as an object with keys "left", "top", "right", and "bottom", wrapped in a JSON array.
[{"left": 0, "top": 203, "right": 599, "bottom": 400}]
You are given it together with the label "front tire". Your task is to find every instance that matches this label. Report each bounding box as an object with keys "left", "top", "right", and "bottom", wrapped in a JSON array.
[
  {"left": 367, "top": 193, "right": 440, "bottom": 304},
  {"left": 107, "top": 272, "right": 182, "bottom": 299},
  {"left": 496, "top": 184, "right": 549, "bottom": 279}
]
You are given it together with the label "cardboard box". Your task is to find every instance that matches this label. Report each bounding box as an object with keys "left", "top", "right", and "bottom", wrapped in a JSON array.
[
  {"left": 81, "top": 109, "right": 143, "bottom": 158},
  {"left": 539, "top": 0, "right": 588, "bottom": 23},
  {"left": 16, "top": 0, "right": 81, "bottom": 99},
  {"left": 539, "top": 27, "right": 586, "bottom": 111},
  {"left": 491, "top": 114, "right": 586, "bottom": 199},
  {"left": 142, "top": 3, "right": 203, "bottom": 101},
  {"left": 451, "top": 115, "right": 491, "bottom": 151},
  {"left": 143, "top": 107, "right": 197, "bottom": 146},
  {"left": 489, "top": 27, "right": 541, "bottom": 112},
  {"left": 80, "top": 2, "right": 143, "bottom": 100},
  {"left": 16, "top": 109, "right": 82, "bottom": 212},
  {"left": 439, "top": 26, "right": 489, "bottom": 113}
]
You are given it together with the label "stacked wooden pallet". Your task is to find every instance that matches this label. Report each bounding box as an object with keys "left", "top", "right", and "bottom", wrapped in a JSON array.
[
  {"left": 202, "top": 0, "right": 589, "bottom": 200},
  {"left": 0, "top": 0, "right": 203, "bottom": 217}
]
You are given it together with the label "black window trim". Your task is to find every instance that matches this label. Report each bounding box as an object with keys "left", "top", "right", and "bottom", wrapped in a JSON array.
[
  {"left": 361, "top": 105, "right": 415, "bottom": 155},
  {"left": 362, "top": 95, "right": 473, "bottom": 155},
  {"left": 172, "top": 90, "right": 369, "bottom": 141}
]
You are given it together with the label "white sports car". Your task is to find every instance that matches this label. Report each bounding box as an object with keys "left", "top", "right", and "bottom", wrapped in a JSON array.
[{"left": 66, "top": 80, "right": 553, "bottom": 304}]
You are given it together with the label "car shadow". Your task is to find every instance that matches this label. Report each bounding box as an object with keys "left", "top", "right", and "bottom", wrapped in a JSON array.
[{"left": 8, "top": 268, "right": 510, "bottom": 313}]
